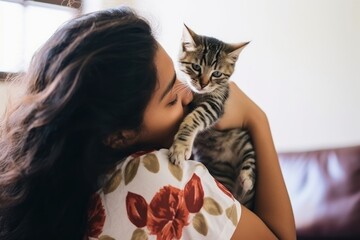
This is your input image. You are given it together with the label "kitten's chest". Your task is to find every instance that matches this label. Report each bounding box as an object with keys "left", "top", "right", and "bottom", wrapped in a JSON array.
[
  {"left": 192, "top": 86, "right": 229, "bottom": 106},
  {"left": 193, "top": 128, "right": 249, "bottom": 163}
]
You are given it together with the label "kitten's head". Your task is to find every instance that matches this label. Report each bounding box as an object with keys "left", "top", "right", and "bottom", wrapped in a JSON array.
[{"left": 178, "top": 24, "right": 249, "bottom": 93}]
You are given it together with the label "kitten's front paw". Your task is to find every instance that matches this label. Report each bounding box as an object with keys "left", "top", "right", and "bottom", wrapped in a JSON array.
[{"left": 169, "top": 142, "right": 192, "bottom": 165}]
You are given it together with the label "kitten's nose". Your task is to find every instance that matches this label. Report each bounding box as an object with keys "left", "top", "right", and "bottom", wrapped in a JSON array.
[{"left": 200, "top": 78, "right": 209, "bottom": 89}]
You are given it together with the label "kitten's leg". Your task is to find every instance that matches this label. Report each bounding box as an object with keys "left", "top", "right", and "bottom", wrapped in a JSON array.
[
  {"left": 236, "top": 157, "right": 256, "bottom": 209},
  {"left": 169, "top": 112, "right": 202, "bottom": 165},
  {"left": 169, "top": 104, "right": 217, "bottom": 165}
]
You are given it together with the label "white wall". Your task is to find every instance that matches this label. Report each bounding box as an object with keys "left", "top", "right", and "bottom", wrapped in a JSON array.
[
  {"left": 0, "top": 83, "right": 8, "bottom": 114},
  {"left": 128, "top": 0, "right": 360, "bottom": 151}
]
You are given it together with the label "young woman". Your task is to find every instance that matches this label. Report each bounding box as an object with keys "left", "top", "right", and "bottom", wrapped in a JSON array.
[{"left": 0, "top": 7, "right": 296, "bottom": 240}]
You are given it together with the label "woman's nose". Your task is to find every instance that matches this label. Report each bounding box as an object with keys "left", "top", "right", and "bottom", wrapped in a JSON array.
[{"left": 181, "top": 87, "right": 193, "bottom": 106}]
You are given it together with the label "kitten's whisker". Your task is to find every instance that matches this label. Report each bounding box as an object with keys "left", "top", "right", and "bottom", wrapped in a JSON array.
[
  {"left": 181, "top": 87, "right": 194, "bottom": 99},
  {"left": 174, "top": 82, "right": 193, "bottom": 96}
]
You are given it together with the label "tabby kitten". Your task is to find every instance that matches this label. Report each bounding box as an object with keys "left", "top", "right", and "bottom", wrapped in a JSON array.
[{"left": 169, "top": 25, "right": 256, "bottom": 209}]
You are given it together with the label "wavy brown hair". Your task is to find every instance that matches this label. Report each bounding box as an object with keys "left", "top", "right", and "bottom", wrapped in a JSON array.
[{"left": 0, "top": 7, "right": 157, "bottom": 239}]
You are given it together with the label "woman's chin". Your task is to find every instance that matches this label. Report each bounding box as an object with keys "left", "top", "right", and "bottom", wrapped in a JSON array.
[{"left": 161, "top": 137, "right": 174, "bottom": 149}]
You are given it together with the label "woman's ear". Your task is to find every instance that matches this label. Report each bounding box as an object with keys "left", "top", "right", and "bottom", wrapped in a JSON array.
[{"left": 104, "top": 129, "right": 138, "bottom": 149}]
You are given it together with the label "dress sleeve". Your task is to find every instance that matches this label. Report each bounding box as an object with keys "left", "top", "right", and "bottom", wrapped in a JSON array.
[{"left": 87, "top": 149, "right": 242, "bottom": 240}]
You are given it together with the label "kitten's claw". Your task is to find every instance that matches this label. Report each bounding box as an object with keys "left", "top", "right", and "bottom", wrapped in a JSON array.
[{"left": 169, "top": 142, "right": 192, "bottom": 165}]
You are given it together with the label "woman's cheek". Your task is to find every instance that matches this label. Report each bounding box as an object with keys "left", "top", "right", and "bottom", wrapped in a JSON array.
[{"left": 173, "top": 105, "right": 185, "bottom": 125}]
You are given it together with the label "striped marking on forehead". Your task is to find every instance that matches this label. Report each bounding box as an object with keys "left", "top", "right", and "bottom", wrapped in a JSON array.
[{"left": 200, "top": 36, "right": 224, "bottom": 68}]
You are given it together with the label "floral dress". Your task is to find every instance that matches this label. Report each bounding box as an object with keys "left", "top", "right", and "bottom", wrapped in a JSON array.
[{"left": 87, "top": 149, "right": 241, "bottom": 240}]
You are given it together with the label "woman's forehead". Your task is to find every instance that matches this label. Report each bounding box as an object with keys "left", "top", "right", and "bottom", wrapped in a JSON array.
[{"left": 153, "top": 43, "right": 175, "bottom": 98}]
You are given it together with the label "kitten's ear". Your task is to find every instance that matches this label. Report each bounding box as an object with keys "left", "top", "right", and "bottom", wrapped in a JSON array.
[
  {"left": 227, "top": 41, "right": 250, "bottom": 64},
  {"left": 182, "top": 24, "right": 199, "bottom": 52}
]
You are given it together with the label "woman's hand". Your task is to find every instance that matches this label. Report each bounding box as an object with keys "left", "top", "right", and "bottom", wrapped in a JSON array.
[
  {"left": 215, "top": 81, "right": 296, "bottom": 239},
  {"left": 215, "top": 82, "right": 266, "bottom": 131}
]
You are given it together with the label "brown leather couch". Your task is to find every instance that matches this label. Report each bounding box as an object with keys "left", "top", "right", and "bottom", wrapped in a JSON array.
[{"left": 278, "top": 145, "right": 360, "bottom": 239}]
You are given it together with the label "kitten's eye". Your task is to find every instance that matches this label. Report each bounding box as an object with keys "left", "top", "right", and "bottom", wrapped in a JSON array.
[
  {"left": 192, "top": 63, "right": 201, "bottom": 71},
  {"left": 212, "top": 71, "right": 222, "bottom": 77}
]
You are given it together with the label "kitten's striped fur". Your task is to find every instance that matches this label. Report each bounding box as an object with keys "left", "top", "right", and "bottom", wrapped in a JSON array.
[
  {"left": 169, "top": 25, "right": 256, "bottom": 209},
  {"left": 193, "top": 129, "right": 256, "bottom": 209}
]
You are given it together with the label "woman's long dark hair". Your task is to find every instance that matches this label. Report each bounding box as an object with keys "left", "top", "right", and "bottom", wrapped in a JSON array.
[{"left": 0, "top": 7, "right": 158, "bottom": 239}]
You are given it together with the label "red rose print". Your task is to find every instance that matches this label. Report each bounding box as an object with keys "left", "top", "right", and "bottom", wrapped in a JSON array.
[
  {"left": 147, "top": 186, "right": 189, "bottom": 240},
  {"left": 215, "top": 179, "right": 234, "bottom": 200},
  {"left": 126, "top": 192, "right": 148, "bottom": 228},
  {"left": 87, "top": 193, "right": 106, "bottom": 238},
  {"left": 184, "top": 173, "right": 204, "bottom": 213}
]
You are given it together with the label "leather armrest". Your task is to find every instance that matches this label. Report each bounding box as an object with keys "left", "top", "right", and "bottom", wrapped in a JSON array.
[{"left": 278, "top": 146, "right": 360, "bottom": 238}]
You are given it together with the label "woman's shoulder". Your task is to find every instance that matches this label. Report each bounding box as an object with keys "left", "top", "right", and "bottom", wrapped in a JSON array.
[
  {"left": 87, "top": 149, "right": 241, "bottom": 239},
  {"left": 98, "top": 149, "right": 218, "bottom": 197}
]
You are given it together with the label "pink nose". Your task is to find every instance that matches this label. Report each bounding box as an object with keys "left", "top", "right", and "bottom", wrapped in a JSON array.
[{"left": 200, "top": 78, "right": 209, "bottom": 89}]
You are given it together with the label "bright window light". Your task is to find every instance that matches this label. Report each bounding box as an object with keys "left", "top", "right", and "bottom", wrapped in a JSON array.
[
  {"left": 24, "top": 3, "right": 75, "bottom": 70},
  {"left": 0, "top": 1, "right": 77, "bottom": 72},
  {"left": 0, "top": 1, "right": 24, "bottom": 72}
]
